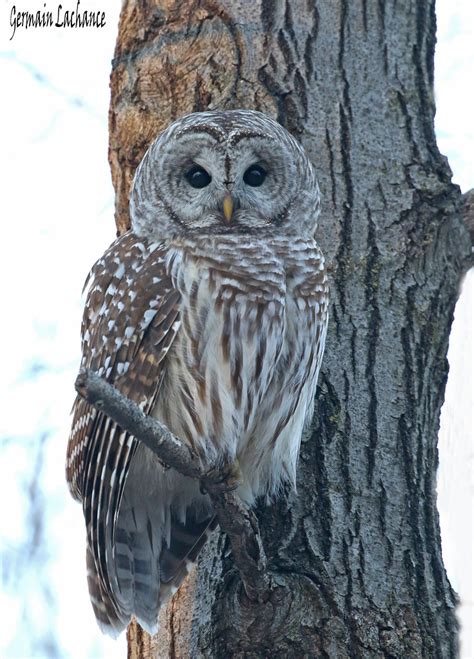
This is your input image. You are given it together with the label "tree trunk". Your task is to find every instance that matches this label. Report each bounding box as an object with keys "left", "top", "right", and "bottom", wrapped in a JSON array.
[{"left": 108, "top": 1, "right": 471, "bottom": 656}]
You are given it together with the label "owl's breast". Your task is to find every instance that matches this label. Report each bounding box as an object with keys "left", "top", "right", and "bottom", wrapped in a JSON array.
[
  {"left": 152, "top": 235, "right": 328, "bottom": 502},
  {"left": 153, "top": 237, "right": 287, "bottom": 462}
]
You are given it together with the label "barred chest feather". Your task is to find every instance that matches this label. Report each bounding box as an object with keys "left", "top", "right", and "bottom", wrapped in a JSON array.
[{"left": 152, "top": 234, "right": 328, "bottom": 504}]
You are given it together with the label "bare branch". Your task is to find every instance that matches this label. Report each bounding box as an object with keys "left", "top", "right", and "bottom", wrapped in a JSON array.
[
  {"left": 75, "top": 370, "right": 200, "bottom": 479},
  {"left": 208, "top": 492, "right": 270, "bottom": 601},
  {"left": 75, "top": 369, "right": 270, "bottom": 601}
]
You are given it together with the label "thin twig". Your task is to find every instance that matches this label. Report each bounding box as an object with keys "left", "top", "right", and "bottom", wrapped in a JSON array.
[{"left": 75, "top": 369, "right": 270, "bottom": 601}]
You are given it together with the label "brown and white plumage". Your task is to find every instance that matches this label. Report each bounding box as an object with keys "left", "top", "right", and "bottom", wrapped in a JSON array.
[{"left": 66, "top": 110, "right": 328, "bottom": 636}]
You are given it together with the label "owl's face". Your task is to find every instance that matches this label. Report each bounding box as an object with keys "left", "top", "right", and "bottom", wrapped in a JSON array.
[{"left": 130, "top": 110, "right": 320, "bottom": 238}]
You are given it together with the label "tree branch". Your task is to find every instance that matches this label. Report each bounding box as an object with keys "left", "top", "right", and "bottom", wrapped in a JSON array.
[
  {"left": 75, "top": 369, "right": 270, "bottom": 602},
  {"left": 75, "top": 370, "right": 200, "bottom": 479}
]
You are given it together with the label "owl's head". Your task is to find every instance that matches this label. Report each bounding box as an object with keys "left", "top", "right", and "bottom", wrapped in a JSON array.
[{"left": 130, "top": 110, "right": 320, "bottom": 238}]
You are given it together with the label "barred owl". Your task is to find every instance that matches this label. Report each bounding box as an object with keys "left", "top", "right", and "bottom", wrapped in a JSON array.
[{"left": 66, "top": 110, "right": 328, "bottom": 637}]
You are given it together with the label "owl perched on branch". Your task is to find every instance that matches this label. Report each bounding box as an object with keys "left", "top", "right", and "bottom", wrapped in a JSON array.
[{"left": 66, "top": 110, "right": 328, "bottom": 637}]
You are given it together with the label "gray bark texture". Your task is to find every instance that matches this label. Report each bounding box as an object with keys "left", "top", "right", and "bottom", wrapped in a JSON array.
[{"left": 108, "top": 1, "right": 472, "bottom": 657}]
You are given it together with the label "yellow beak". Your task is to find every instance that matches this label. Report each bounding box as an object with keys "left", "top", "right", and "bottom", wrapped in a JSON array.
[{"left": 223, "top": 193, "right": 234, "bottom": 223}]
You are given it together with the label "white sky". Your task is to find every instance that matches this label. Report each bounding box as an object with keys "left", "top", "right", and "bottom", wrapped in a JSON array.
[{"left": 0, "top": 1, "right": 472, "bottom": 657}]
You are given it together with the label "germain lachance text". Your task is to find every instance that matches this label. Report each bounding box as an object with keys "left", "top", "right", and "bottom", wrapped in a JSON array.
[{"left": 10, "top": 1, "right": 106, "bottom": 40}]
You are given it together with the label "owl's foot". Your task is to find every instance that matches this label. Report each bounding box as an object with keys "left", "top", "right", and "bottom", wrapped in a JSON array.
[{"left": 200, "top": 460, "right": 242, "bottom": 495}]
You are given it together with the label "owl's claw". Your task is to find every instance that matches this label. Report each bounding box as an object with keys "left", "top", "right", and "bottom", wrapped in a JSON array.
[{"left": 200, "top": 460, "right": 242, "bottom": 495}]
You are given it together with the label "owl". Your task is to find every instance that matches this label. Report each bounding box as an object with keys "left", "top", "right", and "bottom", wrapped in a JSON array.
[{"left": 66, "top": 110, "right": 328, "bottom": 637}]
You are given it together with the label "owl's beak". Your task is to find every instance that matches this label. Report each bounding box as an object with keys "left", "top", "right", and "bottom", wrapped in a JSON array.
[{"left": 223, "top": 193, "right": 234, "bottom": 223}]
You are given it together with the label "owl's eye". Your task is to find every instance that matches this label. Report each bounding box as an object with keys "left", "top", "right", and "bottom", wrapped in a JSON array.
[
  {"left": 243, "top": 165, "right": 267, "bottom": 187},
  {"left": 185, "top": 165, "right": 212, "bottom": 189}
]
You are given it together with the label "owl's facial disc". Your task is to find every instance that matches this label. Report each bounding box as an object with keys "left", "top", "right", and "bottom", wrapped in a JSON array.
[
  {"left": 158, "top": 132, "right": 299, "bottom": 234},
  {"left": 130, "top": 111, "right": 320, "bottom": 238}
]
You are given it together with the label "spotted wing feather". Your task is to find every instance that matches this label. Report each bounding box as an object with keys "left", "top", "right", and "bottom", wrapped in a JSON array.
[{"left": 66, "top": 231, "right": 181, "bottom": 633}]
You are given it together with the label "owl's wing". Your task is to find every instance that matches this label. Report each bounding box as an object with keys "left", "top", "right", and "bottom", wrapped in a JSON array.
[
  {"left": 66, "top": 231, "right": 181, "bottom": 632},
  {"left": 67, "top": 231, "right": 180, "bottom": 500}
]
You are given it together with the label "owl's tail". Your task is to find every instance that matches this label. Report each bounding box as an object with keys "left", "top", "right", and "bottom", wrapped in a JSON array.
[
  {"left": 86, "top": 502, "right": 216, "bottom": 638},
  {"left": 86, "top": 545, "right": 128, "bottom": 638},
  {"left": 157, "top": 512, "right": 218, "bottom": 604}
]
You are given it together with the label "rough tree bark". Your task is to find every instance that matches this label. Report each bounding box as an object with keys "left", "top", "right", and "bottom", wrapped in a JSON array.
[{"left": 107, "top": 1, "right": 471, "bottom": 656}]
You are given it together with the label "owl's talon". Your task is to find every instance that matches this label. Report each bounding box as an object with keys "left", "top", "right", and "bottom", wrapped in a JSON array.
[{"left": 201, "top": 460, "right": 242, "bottom": 494}]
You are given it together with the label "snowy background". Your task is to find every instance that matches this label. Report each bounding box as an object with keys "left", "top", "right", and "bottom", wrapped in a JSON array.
[{"left": 0, "top": 1, "right": 472, "bottom": 657}]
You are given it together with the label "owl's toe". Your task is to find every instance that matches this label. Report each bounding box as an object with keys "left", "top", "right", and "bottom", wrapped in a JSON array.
[{"left": 201, "top": 460, "right": 242, "bottom": 494}]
